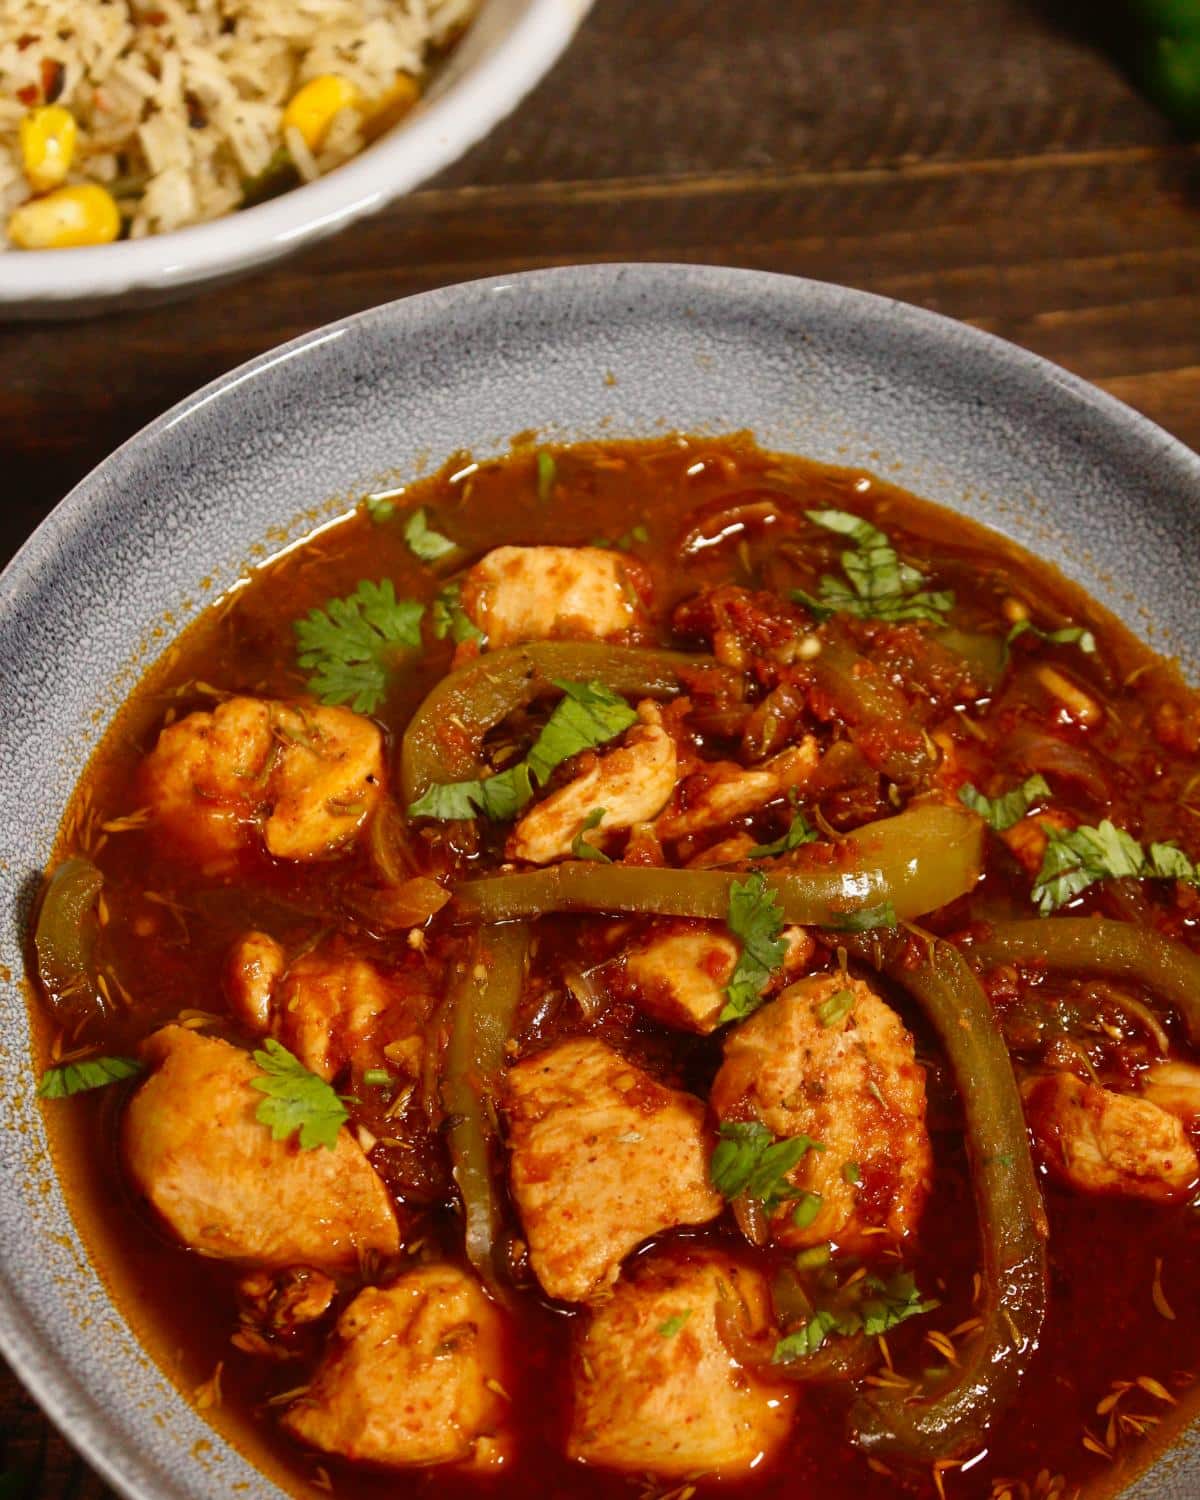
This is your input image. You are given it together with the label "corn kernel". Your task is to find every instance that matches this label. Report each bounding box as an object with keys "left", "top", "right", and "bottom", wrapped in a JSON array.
[
  {"left": 364, "top": 71, "right": 420, "bottom": 141},
  {"left": 282, "top": 74, "right": 361, "bottom": 152},
  {"left": 8, "top": 183, "right": 121, "bottom": 250},
  {"left": 20, "top": 104, "right": 78, "bottom": 194}
]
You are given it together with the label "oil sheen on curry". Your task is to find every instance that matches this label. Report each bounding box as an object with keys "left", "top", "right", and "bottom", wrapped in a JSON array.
[{"left": 30, "top": 436, "right": 1200, "bottom": 1500}]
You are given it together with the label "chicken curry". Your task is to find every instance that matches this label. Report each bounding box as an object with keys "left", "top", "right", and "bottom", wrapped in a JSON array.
[{"left": 29, "top": 434, "right": 1200, "bottom": 1500}]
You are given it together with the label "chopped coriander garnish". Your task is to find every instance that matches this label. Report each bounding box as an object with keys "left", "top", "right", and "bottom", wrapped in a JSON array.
[
  {"left": 791, "top": 1190, "right": 824, "bottom": 1230},
  {"left": 250, "top": 1039, "right": 349, "bottom": 1151},
  {"left": 816, "top": 987, "right": 855, "bottom": 1028},
  {"left": 959, "top": 774, "right": 1051, "bottom": 832},
  {"left": 402, "top": 507, "right": 457, "bottom": 563},
  {"left": 364, "top": 493, "right": 398, "bottom": 523},
  {"left": 719, "top": 872, "right": 788, "bottom": 1023},
  {"left": 537, "top": 450, "right": 556, "bottom": 502},
  {"left": 571, "top": 807, "right": 611, "bottom": 862},
  {"left": 749, "top": 808, "right": 818, "bottom": 859},
  {"left": 1031, "top": 818, "right": 1200, "bottom": 913},
  {"left": 791, "top": 509, "right": 953, "bottom": 627},
  {"left": 710, "top": 1120, "right": 824, "bottom": 1210},
  {"left": 294, "top": 579, "right": 424, "bottom": 714},
  {"left": 794, "top": 1244, "right": 832, "bottom": 1271},
  {"left": 774, "top": 1309, "right": 839, "bottom": 1362},
  {"left": 38, "top": 1055, "right": 143, "bottom": 1098},
  {"left": 1007, "top": 619, "right": 1096, "bottom": 656},
  {"left": 772, "top": 1269, "right": 937, "bottom": 1363},
  {"left": 592, "top": 524, "right": 650, "bottom": 552},
  {"left": 842, "top": 1160, "right": 862, "bottom": 1185},
  {"left": 431, "top": 582, "right": 485, "bottom": 646},
  {"left": 362, "top": 1068, "right": 391, "bottom": 1087},
  {"left": 409, "top": 680, "right": 636, "bottom": 823},
  {"left": 657, "top": 1310, "right": 692, "bottom": 1338},
  {"left": 823, "top": 901, "right": 897, "bottom": 933}
]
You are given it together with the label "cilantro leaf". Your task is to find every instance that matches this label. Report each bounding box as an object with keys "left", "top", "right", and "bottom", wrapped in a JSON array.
[
  {"left": 856, "top": 1270, "right": 939, "bottom": 1337},
  {"left": 959, "top": 774, "right": 1051, "bottom": 832},
  {"left": 407, "top": 762, "right": 534, "bottom": 822},
  {"left": 409, "top": 680, "right": 636, "bottom": 824},
  {"left": 842, "top": 1159, "right": 862, "bottom": 1185},
  {"left": 38, "top": 1055, "right": 143, "bottom": 1098},
  {"left": 364, "top": 493, "right": 398, "bottom": 523},
  {"left": 710, "top": 1120, "right": 825, "bottom": 1210},
  {"left": 657, "top": 1310, "right": 692, "bottom": 1338},
  {"left": 774, "top": 1309, "right": 839, "bottom": 1362},
  {"left": 816, "top": 987, "right": 855, "bottom": 1027},
  {"left": 402, "top": 508, "right": 457, "bottom": 564},
  {"left": 749, "top": 809, "right": 819, "bottom": 859},
  {"left": 537, "top": 450, "right": 556, "bottom": 502},
  {"left": 294, "top": 579, "right": 424, "bottom": 714},
  {"left": 571, "top": 807, "right": 612, "bottom": 862},
  {"left": 1031, "top": 818, "right": 1200, "bottom": 913},
  {"left": 823, "top": 901, "right": 898, "bottom": 933},
  {"left": 793, "top": 509, "right": 953, "bottom": 627},
  {"left": 592, "top": 524, "right": 650, "bottom": 552},
  {"left": 431, "top": 583, "right": 484, "bottom": 646},
  {"left": 1007, "top": 619, "right": 1096, "bottom": 656},
  {"left": 719, "top": 872, "right": 788, "bottom": 1022},
  {"left": 525, "top": 681, "right": 638, "bottom": 784},
  {"left": 250, "top": 1038, "right": 349, "bottom": 1150}
]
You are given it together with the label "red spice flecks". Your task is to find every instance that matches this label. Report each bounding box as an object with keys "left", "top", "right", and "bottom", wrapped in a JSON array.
[
  {"left": 17, "top": 32, "right": 41, "bottom": 49},
  {"left": 16, "top": 83, "right": 38, "bottom": 106},
  {"left": 41, "top": 57, "right": 64, "bottom": 102}
]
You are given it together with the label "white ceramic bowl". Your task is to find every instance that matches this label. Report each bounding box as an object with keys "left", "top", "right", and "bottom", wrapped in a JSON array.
[{"left": 0, "top": 0, "right": 592, "bottom": 319}]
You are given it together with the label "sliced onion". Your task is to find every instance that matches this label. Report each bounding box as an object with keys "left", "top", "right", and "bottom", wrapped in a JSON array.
[{"left": 34, "top": 858, "right": 104, "bottom": 1022}]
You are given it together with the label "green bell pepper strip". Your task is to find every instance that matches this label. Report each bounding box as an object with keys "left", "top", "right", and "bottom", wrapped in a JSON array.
[
  {"left": 401, "top": 642, "right": 716, "bottom": 806},
  {"left": 456, "top": 802, "right": 984, "bottom": 925},
  {"left": 843, "top": 931, "right": 1047, "bottom": 1460},
  {"left": 804, "top": 636, "right": 935, "bottom": 790},
  {"left": 34, "top": 857, "right": 105, "bottom": 1022},
  {"left": 439, "top": 922, "right": 530, "bottom": 1301},
  {"left": 963, "top": 917, "right": 1200, "bottom": 1045}
]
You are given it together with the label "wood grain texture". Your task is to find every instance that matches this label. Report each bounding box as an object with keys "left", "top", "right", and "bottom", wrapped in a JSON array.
[{"left": 1, "top": 0, "right": 1198, "bottom": 1492}]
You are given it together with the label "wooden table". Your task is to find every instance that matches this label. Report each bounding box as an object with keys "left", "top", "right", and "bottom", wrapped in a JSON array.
[{"left": 1, "top": 0, "right": 1197, "bottom": 1490}]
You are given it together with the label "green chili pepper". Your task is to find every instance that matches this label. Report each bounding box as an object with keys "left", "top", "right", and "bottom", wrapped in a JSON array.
[
  {"left": 440, "top": 922, "right": 529, "bottom": 1301},
  {"left": 964, "top": 916, "right": 1200, "bottom": 1044},
  {"left": 401, "top": 642, "right": 715, "bottom": 806},
  {"left": 456, "top": 802, "right": 983, "bottom": 924},
  {"left": 804, "top": 635, "right": 936, "bottom": 789},
  {"left": 34, "top": 857, "right": 105, "bottom": 1022},
  {"left": 843, "top": 931, "right": 1047, "bottom": 1461}
]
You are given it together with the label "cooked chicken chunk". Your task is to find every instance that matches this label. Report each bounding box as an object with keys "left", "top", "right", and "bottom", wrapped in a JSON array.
[
  {"left": 1022, "top": 1072, "right": 1198, "bottom": 1203},
  {"left": 711, "top": 975, "right": 931, "bottom": 1251},
  {"left": 226, "top": 935, "right": 430, "bottom": 1082},
  {"left": 569, "top": 1250, "right": 792, "bottom": 1477},
  {"left": 124, "top": 1025, "right": 400, "bottom": 1269},
  {"left": 656, "top": 739, "right": 819, "bottom": 840},
  {"left": 506, "top": 702, "right": 677, "bottom": 865},
  {"left": 283, "top": 1265, "right": 509, "bottom": 1469},
  {"left": 461, "top": 545, "right": 649, "bottom": 649},
  {"left": 141, "top": 696, "right": 384, "bottom": 865},
  {"left": 504, "top": 1038, "right": 722, "bottom": 1301},
  {"left": 624, "top": 921, "right": 815, "bottom": 1034},
  {"left": 1142, "top": 1060, "right": 1200, "bottom": 1122}
]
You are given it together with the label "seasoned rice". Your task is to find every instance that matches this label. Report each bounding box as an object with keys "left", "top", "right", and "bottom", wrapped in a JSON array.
[{"left": 0, "top": 0, "right": 477, "bottom": 244}]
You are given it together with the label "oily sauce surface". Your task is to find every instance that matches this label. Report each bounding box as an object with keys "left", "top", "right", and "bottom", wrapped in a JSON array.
[{"left": 33, "top": 435, "right": 1200, "bottom": 1500}]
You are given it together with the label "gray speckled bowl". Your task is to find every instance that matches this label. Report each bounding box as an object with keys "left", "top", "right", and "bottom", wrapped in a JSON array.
[{"left": 1, "top": 264, "right": 1197, "bottom": 1499}]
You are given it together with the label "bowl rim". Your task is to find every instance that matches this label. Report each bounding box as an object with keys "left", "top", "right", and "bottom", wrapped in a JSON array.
[
  {"left": 2, "top": 263, "right": 1198, "bottom": 1500},
  {"left": 0, "top": 0, "right": 591, "bottom": 304}
]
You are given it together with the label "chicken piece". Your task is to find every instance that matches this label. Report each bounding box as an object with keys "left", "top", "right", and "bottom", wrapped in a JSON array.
[
  {"left": 624, "top": 921, "right": 815, "bottom": 1034},
  {"left": 140, "top": 696, "right": 384, "bottom": 864},
  {"left": 506, "top": 702, "right": 677, "bottom": 865},
  {"left": 504, "top": 1038, "right": 722, "bottom": 1301},
  {"left": 711, "top": 975, "right": 931, "bottom": 1252},
  {"left": 282, "top": 1265, "right": 509, "bottom": 1469},
  {"left": 123, "top": 1025, "right": 400, "bottom": 1269},
  {"left": 569, "top": 1249, "right": 792, "bottom": 1477},
  {"left": 656, "top": 739, "right": 820, "bottom": 841},
  {"left": 1022, "top": 1072, "right": 1198, "bottom": 1203},
  {"left": 226, "top": 935, "right": 430, "bottom": 1082},
  {"left": 688, "top": 832, "right": 757, "bottom": 868},
  {"left": 461, "top": 545, "right": 649, "bottom": 649},
  {"left": 1142, "top": 1060, "right": 1200, "bottom": 1122}
]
